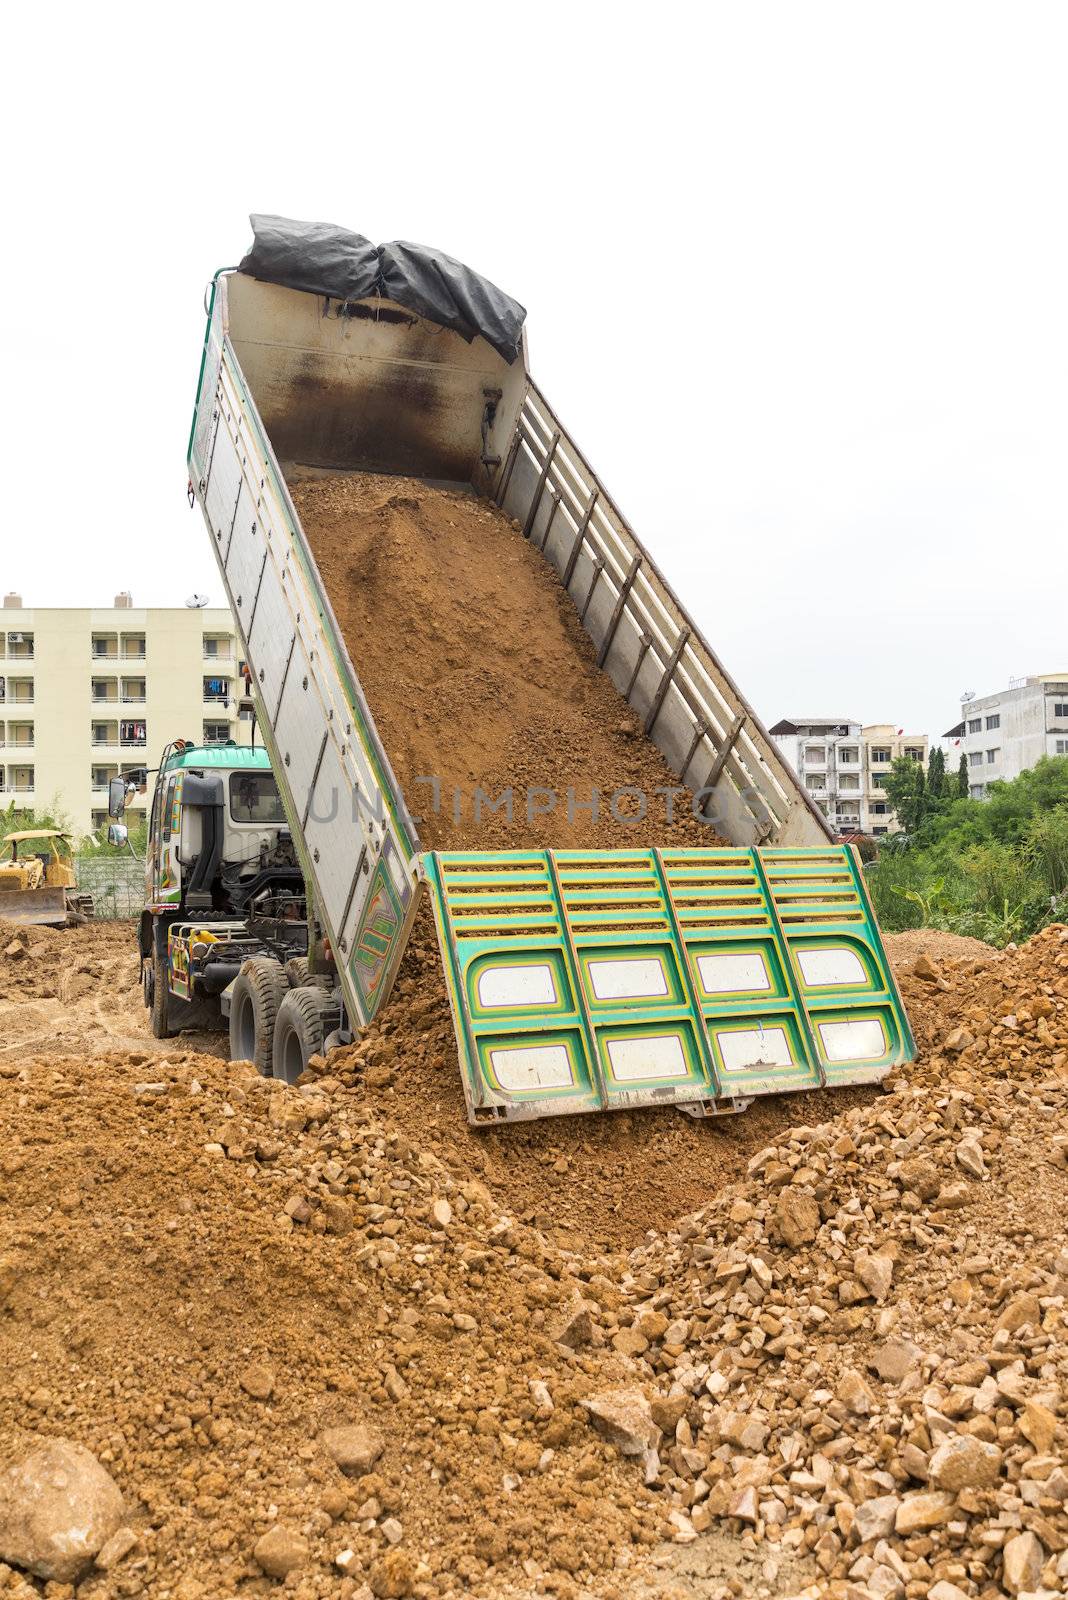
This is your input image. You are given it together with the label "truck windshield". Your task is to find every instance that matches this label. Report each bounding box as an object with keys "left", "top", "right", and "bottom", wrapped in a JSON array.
[{"left": 228, "top": 771, "right": 286, "bottom": 824}]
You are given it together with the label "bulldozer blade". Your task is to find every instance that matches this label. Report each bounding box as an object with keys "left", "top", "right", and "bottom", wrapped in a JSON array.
[{"left": 0, "top": 889, "right": 70, "bottom": 927}]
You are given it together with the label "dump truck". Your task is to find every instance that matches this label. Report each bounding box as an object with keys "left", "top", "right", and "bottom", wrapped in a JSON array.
[
  {"left": 0, "top": 830, "right": 93, "bottom": 926},
  {"left": 159, "top": 214, "right": 913, "bottom": 1123}
]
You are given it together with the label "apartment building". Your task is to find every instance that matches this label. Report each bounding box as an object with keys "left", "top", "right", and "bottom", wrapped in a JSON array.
[
  {"left": 770, "top": 718, "right": 929, "bottom": 836},
  {"left": 944, "top": 674, "right": 1068, "bottom": 799},
  {"left": 861, "top": 725, "right": 928, "bottom": 835},
  {"left": 769, "top": 718, "right": 866, "bottom": 836},
  {"left": 0, "top": 593, "right": 253, "bottom": 835}
]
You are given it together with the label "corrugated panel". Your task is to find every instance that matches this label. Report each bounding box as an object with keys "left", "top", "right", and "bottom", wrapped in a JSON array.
[{"left": 425, "top": 846, "right": 913, "bottom": 1125}]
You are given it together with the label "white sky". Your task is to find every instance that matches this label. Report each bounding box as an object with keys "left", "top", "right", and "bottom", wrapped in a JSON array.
[{"left": 4, "top": 2, "right": 1064, "bottom": 744}]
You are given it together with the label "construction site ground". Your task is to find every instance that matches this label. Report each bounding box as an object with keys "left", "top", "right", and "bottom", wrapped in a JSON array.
[{"left": 1, "top": 913, "right": 1066, "bottom": 1600}]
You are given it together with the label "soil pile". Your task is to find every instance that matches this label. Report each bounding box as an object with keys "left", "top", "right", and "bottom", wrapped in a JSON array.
[
  {"left": 1, "top": 921, "right": 1066, "bottom": 1600},
  {"left": 603, "top": 924, "right": 1068, "bottom": 1598},
  {"left": 290, "top": 472, "right": 724, "bottom": 853}
]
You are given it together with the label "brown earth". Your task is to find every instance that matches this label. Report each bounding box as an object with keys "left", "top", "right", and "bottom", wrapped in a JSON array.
[
  {"left": 1, "top": 916, "right": 1067, "bottom": 1600},
  {"left": 290, "top": 471, "right": 725, "bottom": 852}
]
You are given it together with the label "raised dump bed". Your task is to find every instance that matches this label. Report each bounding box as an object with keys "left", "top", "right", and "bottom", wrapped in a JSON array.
[{"left": 187, "top": 216, "right": 913, "bottom": 1122}]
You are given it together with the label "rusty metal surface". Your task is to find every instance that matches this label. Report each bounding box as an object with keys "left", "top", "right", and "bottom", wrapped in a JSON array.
[{"left": 226, "top": 276, "right": 526, "bottom": 485}]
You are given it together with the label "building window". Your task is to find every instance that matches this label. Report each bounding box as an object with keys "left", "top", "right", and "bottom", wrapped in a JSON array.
[
  {"left": 839, "top": 746, "right": 858, "bottom": 764},
  {"left": 872, "top": 826, "right": 888, "bottom": 836},
  {"left": 203, "top": 721, "right": 231, "bottom": 745},
  {"left": 6, "top": 631, "right": 33, "bottom": 659},
  {"left": 870, "top": 748, "right": 890, "bottom": 764},
  {"left": 1056, "top": 739, "right": 1068, "bottom": 755},
  {"left": 903, "top": 746, "right": 924, "bottom": 762},
  {"left": 970, "top": 783, "right": 985, "bottom": 799},
  {"left": 986, "top": 749, "right": 998, "bottom": 764},
  {"left": 969, "top": 751, "right": 983, "bottom": 766},
  {"left": 871, "top": 802, "right": 888, "bottom": 815},
  {"left": 967, "top": 717, "right": 981, "bottom": 734},
  {"left": 203, "top": 676, "right": 230, "bottom": 703},
  {"left": 803, "top": 745, "right": 826, "bottom": 764},
  {"left": 805, "top": 774, "right": 824, "bottom": 790},
  {"left": 985, "top": 714, "right": 1000, "bottom": 730},
  {"left": 120, "top": 720, "right": 146, "bottom": 746},
  {"left": 838, "top": 774, "right": 860, "bottom": 791},
  {"left": 1054, "top": 702, "right": 1068, "bottom": 719}
]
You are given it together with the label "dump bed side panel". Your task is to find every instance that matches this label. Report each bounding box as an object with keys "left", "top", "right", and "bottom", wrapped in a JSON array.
[
  {"left": 188, "top": 279, "right": 421, "bottom": 1026},
  {"left": 495, "top": 386, "right": 832, "bottom": 848}
]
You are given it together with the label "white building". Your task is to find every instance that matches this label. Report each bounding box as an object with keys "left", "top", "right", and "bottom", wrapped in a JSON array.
[
  {"left": 770, "top": 718, "right": 929, "bottom": 836},
  {"left": 769, "top": 718, "right": 865, "bottom": 836},
  {"left": 0, "top": 592, "right": 253, "bottom": 835},
  {"left": 945, "top": 674, "right": 1068, "bottom": 799}
]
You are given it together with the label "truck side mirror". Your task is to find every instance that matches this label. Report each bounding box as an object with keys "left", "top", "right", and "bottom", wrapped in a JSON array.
[
  {"left": 107, "top": 823, "right": 129, "bottom": 847},
  {"left": 108, "top": 776, "right": 127, "bottom": 817}
]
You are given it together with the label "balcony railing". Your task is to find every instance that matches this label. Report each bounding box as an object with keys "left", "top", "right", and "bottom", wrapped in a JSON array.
[
  {"left": 121, "top": 693, "right": 146, "bottom": 703},
  {"left": 91, "top": 735, "right": 119, "bottom": 746},
  {"left": 120, "top": 737, "right": 147, "bottom": 748},
  {"left": 0, "top": 783, "right": 35, "bottom": 795}
]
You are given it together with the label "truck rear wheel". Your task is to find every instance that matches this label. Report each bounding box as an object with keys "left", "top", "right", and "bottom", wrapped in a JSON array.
[
  {"left": 229, "top": 957, "right": 287, "bottom": 1075},
  {"left": 284, "top": 956, "right": 332, "bottom": 991},
  {"left": 272, "top": 986, "right": 340, "bottom": 1085}
]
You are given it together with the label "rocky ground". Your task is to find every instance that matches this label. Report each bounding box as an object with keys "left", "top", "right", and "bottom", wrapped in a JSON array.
[{"left": 0, "top": 916, "right": 1065, "bottom": 1600}]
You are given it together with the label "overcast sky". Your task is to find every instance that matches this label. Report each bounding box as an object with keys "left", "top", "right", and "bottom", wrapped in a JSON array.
[{"left": 4, "top": 3, "right": 1064, "bottom": 743}]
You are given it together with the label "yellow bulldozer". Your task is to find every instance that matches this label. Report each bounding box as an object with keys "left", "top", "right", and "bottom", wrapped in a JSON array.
[{"left": 0, "top": 830, "right": 94, "bottom": 927}]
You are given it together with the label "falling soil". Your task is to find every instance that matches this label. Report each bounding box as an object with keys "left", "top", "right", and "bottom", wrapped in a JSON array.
[{"left": 289, "top": 472, "right": 723, "bottom": 852}]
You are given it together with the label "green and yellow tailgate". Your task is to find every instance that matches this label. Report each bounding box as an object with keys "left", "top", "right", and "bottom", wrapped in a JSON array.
[{"left": 423, "top": 846, "right": 914, "bottom": 1124}]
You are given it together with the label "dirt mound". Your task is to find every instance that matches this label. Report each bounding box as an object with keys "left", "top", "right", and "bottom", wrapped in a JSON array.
[
  {"left": 291, "top": 472, "right": 725, "bottom": 852},
  {"left": 4, "top": 920, "right": 1067, "bottom": 1599},
  {"left": 332, "top": 910, "right": 881, "bottom": 1254}
]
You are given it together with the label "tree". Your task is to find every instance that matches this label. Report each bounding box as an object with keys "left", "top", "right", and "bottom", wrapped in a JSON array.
[
  {"left": 957, "top": 753, "right": 969, "bottom": 799},
  {"left": 927, "top": 746, "right": 946, "bottom": 800},
  {"left": 882, "top": 755, "right": 928, "bottom": 835}
]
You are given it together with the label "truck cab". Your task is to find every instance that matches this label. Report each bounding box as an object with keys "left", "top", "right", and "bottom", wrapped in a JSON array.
[{"left": 134, "top": 740, "right": 331, "bottom": 1068}]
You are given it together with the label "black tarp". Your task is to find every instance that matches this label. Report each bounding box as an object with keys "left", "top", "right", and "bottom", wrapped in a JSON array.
[{"left": 237, "top": 214, "right": 526, "bottom": 365}]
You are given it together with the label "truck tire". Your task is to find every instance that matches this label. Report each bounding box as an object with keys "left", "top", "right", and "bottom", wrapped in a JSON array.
[
  {"left": 284, "top": 956, "right": 332, "bottom": 991},
  {"left": 229, "top": 957, "right": 287, "bottom": 1075},
  {"left": 272, "top": 986, "right": 340, "bottom": 1085},
  {"left": 150, "top": 949, "right": 172, "bottom": 1039}
]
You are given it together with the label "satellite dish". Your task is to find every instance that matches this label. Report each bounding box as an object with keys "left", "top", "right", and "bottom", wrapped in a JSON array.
[
  {"left": 961, "top": 690, "right": 975, "bottom": 703},
  {"left": 185, "top": 593, "right": 210, "bottom": 609}
]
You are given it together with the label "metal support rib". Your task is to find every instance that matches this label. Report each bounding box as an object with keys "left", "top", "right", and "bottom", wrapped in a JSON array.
[
  {"left": 522, "top": 430, "right": 561, "bottom": 539},
  {"left": 302, "top": 730, "right": 329, "bottom": 829},
  {"left": 596, "top": 554, "right": 642, "bottom": 667},
  {"left": 544, "top": 850, "right": 609, "bottom": 1110},
  {"left": 563, "top": 489, "right": 598, "bottom": 586},
  {"left": 698, "top": 711, "right": 746, "bottom": 816},
  {"left": 650, "top": 848, "right": 724, "bottom": 1098},
  {"left": 644, "top": 629, "right": 690, "bottom": 736},
  {"left": 494, "top": 420, "right": 523, "bottom": 507},
  {"left": 749, "top": 848, "right": 827, "bottom": 1088}
]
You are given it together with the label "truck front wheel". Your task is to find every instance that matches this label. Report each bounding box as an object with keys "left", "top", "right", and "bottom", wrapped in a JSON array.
[
  {"left": 272, "top": 987, "right": 340, "bottom": 1085},
  {"left": 150, "top": 950, "right": 172, "bottom": 1039},
  {"left": 229, "top": 957, "right": 287, "bottom": 1075}
]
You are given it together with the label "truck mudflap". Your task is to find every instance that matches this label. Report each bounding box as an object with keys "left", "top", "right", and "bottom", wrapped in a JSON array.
[
  {"left": 0, "top": 888, "right": 70, "bottom": 928},
  {"left": 424, "top": 845, "right": 914, "bottom": 1125}
]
